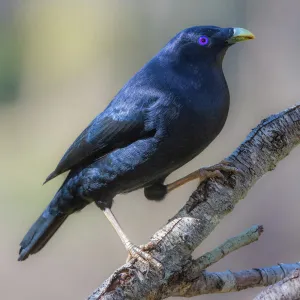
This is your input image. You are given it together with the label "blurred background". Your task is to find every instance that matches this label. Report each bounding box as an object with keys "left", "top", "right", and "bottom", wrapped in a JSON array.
[{"left": 1, "top": 0, "right": 300, "bottom": 299}]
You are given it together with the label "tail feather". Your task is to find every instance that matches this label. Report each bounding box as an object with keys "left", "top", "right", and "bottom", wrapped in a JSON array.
[{"left": 18, "top": 208, "right": 68, "bottom": 261}]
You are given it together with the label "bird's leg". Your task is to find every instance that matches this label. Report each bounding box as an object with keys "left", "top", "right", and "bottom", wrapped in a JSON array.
[
  {"left": 166, "top": 159, "right": 241, "bottom": 193},
  {"left": 103, "top": 208, "right": 163, "bottom": 270}
]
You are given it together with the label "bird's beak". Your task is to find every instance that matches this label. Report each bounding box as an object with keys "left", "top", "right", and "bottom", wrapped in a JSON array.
[{"left": 227, "top": 28, "right": 255, "bottom": 44}]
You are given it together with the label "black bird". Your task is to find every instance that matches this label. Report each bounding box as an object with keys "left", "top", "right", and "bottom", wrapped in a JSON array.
[{"left": 18, "top": 26, "right": 254, "bottom": 267}]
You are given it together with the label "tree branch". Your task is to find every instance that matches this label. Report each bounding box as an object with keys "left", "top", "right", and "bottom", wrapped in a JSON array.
[
  {"left": 196, "top": 224, "right": 263, "bottom": 270},
  {"left": 170, "top": 263, "right": 300, "bottom": 297},
  {"left": 88, "top": 103, "right": 300, "bottom": 300},
  {"left": 254, "top": 269, "right": 300, "bottom": 300}
]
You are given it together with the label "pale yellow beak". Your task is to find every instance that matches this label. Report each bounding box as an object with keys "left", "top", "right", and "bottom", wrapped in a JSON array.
[{"left": 227, "top": 28, "right": 255, "bottom": 44}]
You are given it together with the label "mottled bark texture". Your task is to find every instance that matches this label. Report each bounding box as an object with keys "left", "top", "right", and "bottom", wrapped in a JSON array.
[
  {"left": 254, "top": 269, "right": 300, "bottom": 300},
  {"left": 88, "top": 103, "right": 300, "bottom": 300}
]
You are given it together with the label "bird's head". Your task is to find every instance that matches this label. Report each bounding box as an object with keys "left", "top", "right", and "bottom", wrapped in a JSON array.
[{"left": 163, "top": 26, "right": 255, "bottom": 66}]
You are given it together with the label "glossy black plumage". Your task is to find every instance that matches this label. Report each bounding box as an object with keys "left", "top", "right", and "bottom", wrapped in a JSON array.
[{"left": 19, "top": 26, "right": 253, "bottom": 261}]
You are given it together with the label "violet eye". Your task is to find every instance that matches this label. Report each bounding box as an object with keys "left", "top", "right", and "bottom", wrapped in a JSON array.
[{"left": 198, "top": 35, "right": 209, "bottom": 46}]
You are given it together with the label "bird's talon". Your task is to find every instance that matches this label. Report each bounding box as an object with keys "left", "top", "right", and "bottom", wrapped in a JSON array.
[
  {"left": 219, "top": 159, "right": 231, "bottom": 166},
  {"left": 126, "top": 254, "right": 137, "bottom": 263},
  {"left": 141, "top": 241, "right": 158, "bottom": 252},
  {"left": 220, "top": 160, "right": 243, "bottom": 173},
  {"left": 213, "top": 170, "right": 224, "bottom": 179},
  {"left": 126, "top": 242, "right": 163, "bottom": 271},
  {"left": 198, "top": 169, "right": 223, "bottom": 181},
  {"left": 205, "top": 161, "right": 242, "bottom": 176}
]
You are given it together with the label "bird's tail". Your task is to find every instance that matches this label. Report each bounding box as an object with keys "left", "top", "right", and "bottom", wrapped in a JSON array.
[{"left": 18, "top": 206, "right": 68, "bottom": 261}]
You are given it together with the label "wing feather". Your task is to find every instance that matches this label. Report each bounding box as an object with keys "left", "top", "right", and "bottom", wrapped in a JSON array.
[{"left": 44, "top": 110, "right": 154, "bottom": 183}]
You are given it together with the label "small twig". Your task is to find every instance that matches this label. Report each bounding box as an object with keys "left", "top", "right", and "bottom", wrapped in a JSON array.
[
  {"left": 254, "top": 269, "right": 300, "bottom": 300},
  {"left": 196, "top": 225, "right": 264, "bottom": 270}
]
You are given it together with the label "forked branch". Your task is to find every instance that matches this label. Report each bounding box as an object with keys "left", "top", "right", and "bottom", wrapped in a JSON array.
[{"left": 88, "top": 103, "right": 300, "bottom": 300}]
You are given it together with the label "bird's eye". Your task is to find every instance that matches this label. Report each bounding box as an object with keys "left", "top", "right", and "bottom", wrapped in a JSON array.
[{"left": 198, "top": 35, "right": 209, "bottom": 46}]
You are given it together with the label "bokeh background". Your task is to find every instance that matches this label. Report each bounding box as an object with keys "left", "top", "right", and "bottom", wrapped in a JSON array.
[{"left": 1, "top": 0, "right": 300, "bottom": 299}]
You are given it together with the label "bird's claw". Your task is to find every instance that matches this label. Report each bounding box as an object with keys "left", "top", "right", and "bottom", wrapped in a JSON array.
[
  {"left": 198, "top": 160, "right": 242, "bottom": 183},
  {"left": 125, "top": 241, "right": 163, "bottom": 271}
]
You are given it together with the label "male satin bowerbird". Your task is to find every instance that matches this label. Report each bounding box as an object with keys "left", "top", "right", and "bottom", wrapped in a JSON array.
[{"left": 18, "top": 26, "right": 254, "bottom": 268}]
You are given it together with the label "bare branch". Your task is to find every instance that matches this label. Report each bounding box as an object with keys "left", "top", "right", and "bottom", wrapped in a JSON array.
[
  {"left": 196, "top": 224, "right": 263, "bottom": 270},
  {"left": 254, "top": 269, "right": 300, "bottom": 300},
  {"left": 88, "top": 104, "right": 300, "bottom": 300},
  {"left": 170, "top": 263, "right": 300, "bottom": 297}
]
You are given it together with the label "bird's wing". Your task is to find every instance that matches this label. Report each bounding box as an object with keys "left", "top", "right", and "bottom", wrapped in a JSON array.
[{"left": 44, "top": 108, "right": 154, "bottom": 183}]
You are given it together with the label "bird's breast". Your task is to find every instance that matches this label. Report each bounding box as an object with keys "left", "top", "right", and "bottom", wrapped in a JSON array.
[{"left": 156, "top": 78, "right": 230, "bottom": 164}]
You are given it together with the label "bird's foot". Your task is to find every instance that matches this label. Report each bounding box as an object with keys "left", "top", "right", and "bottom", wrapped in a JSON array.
[
  {"left": 197, "top": 159, "right": 241, "bottom": 183},
  {"left": 125, "top": 241, "right": 163, "bottom": 271},
  {"left": 166, "top": 159, "right": 242, "bottom": 192}
]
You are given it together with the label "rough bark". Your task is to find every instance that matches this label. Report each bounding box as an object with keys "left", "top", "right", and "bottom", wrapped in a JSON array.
[
  {"left": 87, "top": 103, "right": 300, "bottom": 300},
  {"left": 172, "top": 263, "right": 300, "bottom": 297},
  {"left": 254, "top": 269, "right": 300, "bottom": 300}
]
